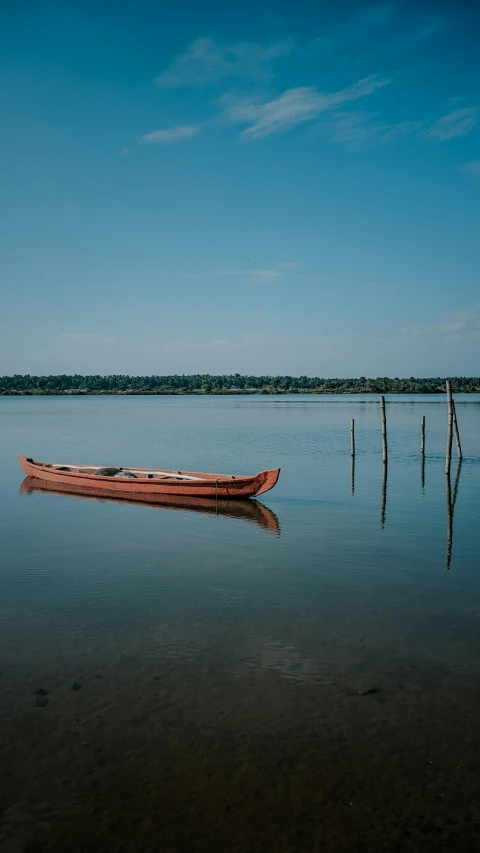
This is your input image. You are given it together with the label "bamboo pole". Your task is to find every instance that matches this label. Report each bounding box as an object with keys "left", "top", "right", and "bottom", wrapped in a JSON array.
[
  {"left": 452, "top": 400, "right": 462, "bottom": 459},
  {"left": 445, "top": 380, "right": 453, "bottom": 474},
  {"left": 350, "top": 419, "right": 355, "bottom": 457},
  {"left": 421, "top": 416, "right": 425, "bottom": 454},
  {"left": 351, "top": 456, "right": 355, "bottom": 495},
  {"left": 421, "top": 452, "right": 425, "bottom": 490},
  {"left": 380, "top": 396, "right": 387, "bottom": 463}
]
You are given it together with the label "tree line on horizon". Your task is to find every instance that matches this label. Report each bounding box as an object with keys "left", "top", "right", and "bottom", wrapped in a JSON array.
[{"left": 1, "top": 374, "right": 479, "bottom": 395}]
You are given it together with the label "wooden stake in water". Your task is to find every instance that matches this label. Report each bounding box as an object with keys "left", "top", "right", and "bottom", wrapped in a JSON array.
[
  {"left": 351, "top": 456, "right": 355, "bottom": 495},
  {"left": 445, "top": 380, "right": 454, "bottom": 474},
  {"left": 350, "top": 419, "right": 355, "bottom": 457},
  {"left": 380, "top": 396, "right": 388, "bottom": 463},
  {"left": 452, "top": 400, "right": 462, "bottom": 460},
  {"left": 421, "top": 416, "right": 425, "bottom": 454}
]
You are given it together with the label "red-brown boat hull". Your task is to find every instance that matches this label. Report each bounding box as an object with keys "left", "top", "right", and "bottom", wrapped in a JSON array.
[{"left": 18, "top": 456, "right": 280, "bottom": 500}]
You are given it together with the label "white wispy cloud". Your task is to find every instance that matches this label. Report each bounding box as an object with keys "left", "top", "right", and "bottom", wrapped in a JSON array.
[
  {"left": 223, "top": 266, "right": 288, "bottom": 282},
  {"left": 137, "top": 27, "right": 469, "bottom": 155},
  {"left": 60, "top": 333, "right": 119, "bottom": 346},
  {"left": 180, "top": 262, "right": 296, "bottom": 283},
  {"left": 139, "top": 124, "right": 201, "bottom": 144},
  {"left": 402, "top": 306, "right": 480, "bottom": 340},
  {"left": 321, "top": 110, "right": 421, "bottom": 148},
  {"left": 425, "top": 107, "right": 478, "bottom": 142},
  {"left": 459, "top": 160, "right": 480, "bottom": 181},
  {"left": 156, "top": 36, "right": 294, "bottom": 88},
  {"left": 222, "top": 75, "right": 390, "bottom": 140},
  {"left": 322, "top": 103, "right": 478, "bottom": 150}
]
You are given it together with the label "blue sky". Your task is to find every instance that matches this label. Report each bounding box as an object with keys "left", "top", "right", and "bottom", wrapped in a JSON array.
[{"left": 1, "top": 0, "right": 479, "bottom": 376}]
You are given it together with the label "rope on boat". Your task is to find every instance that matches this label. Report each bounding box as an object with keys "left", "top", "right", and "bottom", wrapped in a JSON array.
[{"left": 30, "top": 463, "right": 49, "bottom": 483}]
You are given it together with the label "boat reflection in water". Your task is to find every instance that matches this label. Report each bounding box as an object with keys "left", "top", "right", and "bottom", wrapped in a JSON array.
[{"left": 19, "top": 477, "right": 280, "bottom": 535}]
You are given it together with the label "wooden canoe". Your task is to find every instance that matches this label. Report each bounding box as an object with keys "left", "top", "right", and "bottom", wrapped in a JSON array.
[
  {"left": 18, "top": 456, "right": 280, "bottom": 499},
  {"left": 19, "top": 477, "right": 280, "bottom": 534}
]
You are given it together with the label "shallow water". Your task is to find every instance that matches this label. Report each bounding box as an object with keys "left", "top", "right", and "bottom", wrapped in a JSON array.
[{"left": 1, "top": 394, "right": 480, "bottom": 852}]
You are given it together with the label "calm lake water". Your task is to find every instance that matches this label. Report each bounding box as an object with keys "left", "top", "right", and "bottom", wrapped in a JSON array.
[{"left": 1, "top": 394, "right": 480, "bottom": 852}]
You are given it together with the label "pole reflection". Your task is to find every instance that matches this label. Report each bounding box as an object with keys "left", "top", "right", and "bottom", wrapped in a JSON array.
[
  {"left": 445, "top": 459, "right": 462, "bottom": 569},
  {"left": 381, "top": 462, "right": 387, "bottom": 528}
]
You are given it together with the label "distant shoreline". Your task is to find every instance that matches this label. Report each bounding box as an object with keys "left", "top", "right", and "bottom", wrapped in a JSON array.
[
  {"left": 2, "top": 391, "right": 480, "bottom": 396},
  {"left": 6, "top": 390, "right": 479, "bottom": 396},
  {"left": 1, "top": 375, "right": 479, "bottom": 397}
]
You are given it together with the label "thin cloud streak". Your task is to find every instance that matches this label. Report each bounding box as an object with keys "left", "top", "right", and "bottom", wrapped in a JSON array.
[
  {"left": 139, "top": 125, "right": 201, "bottom": 144},
  {"left": 156, "top": 36, "right": 294, "bottom": 88},
  {"left": 402, "top": 306, "right": 480, "bottom": 340},
  {"left": 221, "top": 268, "right": 286, "bottom": 282},
  {"left": 321, "top": 104, "right": 478, "bottom": 150},
  {"left": 223, "top": 75, "right": 390, "bottom": 140},
  {"left": 425, "top": 107, "right": 478, "bottom": 142},
  {"left": 180, "top": 263, "right": 297, "bottom": 283},
  {"left": 321, "top": 109, "right": 421, "bottom": 149}
]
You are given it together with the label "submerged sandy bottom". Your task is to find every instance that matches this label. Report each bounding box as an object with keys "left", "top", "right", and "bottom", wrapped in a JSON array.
[{"left": 1, "top": 612, "right": 480, "bottom": 853}]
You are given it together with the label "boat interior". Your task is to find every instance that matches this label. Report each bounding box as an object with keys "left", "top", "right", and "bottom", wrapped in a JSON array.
[{"left": 28, "top": 460, "right": 237, "bottom": 482}]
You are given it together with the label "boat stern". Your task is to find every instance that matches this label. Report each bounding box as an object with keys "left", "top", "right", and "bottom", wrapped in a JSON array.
[
  {"left": 18, "top": 455, "right": 32, "bottom": 476},
  {"left": 253, "top": 468, "right": 280, "bottom": 497}
]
